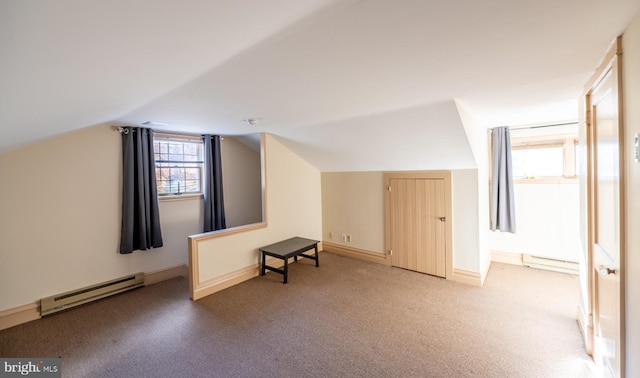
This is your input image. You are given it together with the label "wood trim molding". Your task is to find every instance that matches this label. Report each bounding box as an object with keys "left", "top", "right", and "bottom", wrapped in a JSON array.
[
  {"left": 188, "top": 222, "right": 267, "bottom": 242},
  {"left": 0, "top": 264, "right": 189, "bottom": 331},
  {"left": 188, "top": 224, "right": 273, "bottom": 299},
  {"left": 192, "top": 264, "right": 259, "bottom": 301},
  {"left": 144, "top": 264, "right": 189, "bottom": 286},
  {"left": 577, "top": 302, "right": 594, "bottom": 355},
  {"left": 491, "top": 250, "right": 524, "bottom": 266},
  {"left": 582, "top": 36, "right": 625, "bottom": 372},
  {"left": 322, "top": 241, "right": 389, "bottom": 265},
  {"left": 191, "top": 256, "right": 294, "bottom": 301},
  {"left": 188, "top": 235, "right": 201, "bottom": 300},
  {"left": 383, "top": 170, "right": 452, "bottom": 180},
  {"left": 452, "top": 268, "right": 483, "bottom": 287},
  {"left": 260, "top": 132, "right": 268, "bottom": 225},
  {"left": 513, "top": 178, "right": 578, "bottom": 184},
  {"left": 0, "top": 302, "right": 40, "bottom": 331},
  {"left": 583, "top": 36, "right": 622, "bottom": 94}
]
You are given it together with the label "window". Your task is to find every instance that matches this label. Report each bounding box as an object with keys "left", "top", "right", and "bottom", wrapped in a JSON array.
[
  {"left": 510, "top": 136, "right": 577, "bottom": 180},
  {"left": 153, "top": 136, "right": 204, "bottom": 196},
  {"left": 512, "top": 144, "right": 564, "bottom": 178}
]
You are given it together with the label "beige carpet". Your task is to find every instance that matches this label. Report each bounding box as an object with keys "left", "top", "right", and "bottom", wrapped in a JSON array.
[{"left": 0, "top": 252, "right": 594, "bottom": 377}]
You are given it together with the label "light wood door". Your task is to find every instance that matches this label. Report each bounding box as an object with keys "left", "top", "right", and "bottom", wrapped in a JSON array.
[
  {"left": 587, "top": 46, "right": 624, "bottom": 377},
  {"left": 389, "top": 178, "right": 446, "bottom": 277}
]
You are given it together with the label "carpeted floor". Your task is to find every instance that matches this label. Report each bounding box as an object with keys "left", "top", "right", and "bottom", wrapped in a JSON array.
[{"left": 0, "top": 252, "right": 595, "bottom": 377}]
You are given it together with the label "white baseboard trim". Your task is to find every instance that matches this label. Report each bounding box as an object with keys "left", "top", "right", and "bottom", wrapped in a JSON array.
[
  {"left": 491, "top": 250, "right": 523, "bottom": 266},
  {"left": 0, "top": 264, "right": 191, "bottom": 331},
  {"left": 322, "top": 241, "right": 389, "bottom": 265},
  {"left": 480, "top": 259, "right": 492, "bottom": 287},
  {"left": 144, "top": 264, "right": 189, "bottom": 286},
  {"left": 452, "top": 268, "right": 483, "bottom": 287}
]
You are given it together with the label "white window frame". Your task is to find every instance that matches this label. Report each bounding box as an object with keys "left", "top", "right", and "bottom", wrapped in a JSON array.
[
  {"left": 153, "top": 133, "right": 204, "bottom": 200},
  {"left": 510, "top": 134, "right": 578, "bottom": 183}
]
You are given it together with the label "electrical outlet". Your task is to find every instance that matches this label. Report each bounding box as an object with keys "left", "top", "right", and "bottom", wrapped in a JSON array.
[
  {"left": 347, "top": 235, "right": 351, "bottom": 242},
  {"left": 341, "top": 234, "right": 347, "bottom": 242}
]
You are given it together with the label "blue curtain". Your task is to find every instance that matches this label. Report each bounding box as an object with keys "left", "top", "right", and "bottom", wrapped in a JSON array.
[
  {"left": 203, "top": 135, "right": 226, "bottom": 232},
  {"left": 119, "top": 127, "right": 163, "bottom": 253},
  {"left": 490, "top": 126, "right": 516, "bottom": 233}
]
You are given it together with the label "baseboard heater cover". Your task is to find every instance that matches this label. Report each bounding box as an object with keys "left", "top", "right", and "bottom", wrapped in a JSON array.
[
  {"left": 522, "top": 254, "right": 579, "bottom": 274},
  {"left": 40, "top": 272, "right": 144, "bottom": 316}
]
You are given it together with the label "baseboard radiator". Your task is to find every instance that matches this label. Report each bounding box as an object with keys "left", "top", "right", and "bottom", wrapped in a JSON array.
[
  {"left": 40, "top": 273, "right": 144, "bottom": 316},
  {"left": 522, "top": 254, "right": 579, "bottom": 274}
]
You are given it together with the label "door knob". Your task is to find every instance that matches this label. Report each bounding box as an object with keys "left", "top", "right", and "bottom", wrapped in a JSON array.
[
  {"left": 439, "top": 217, "right": 446, "bottom": 222},
  {"left": 598, "top": 265, "right": 615, "bottom": 276}
]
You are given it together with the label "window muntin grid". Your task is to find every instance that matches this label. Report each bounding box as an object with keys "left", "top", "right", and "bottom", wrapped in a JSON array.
[{"left": 153, "top": 138, "right": 203, "bottom": 196}]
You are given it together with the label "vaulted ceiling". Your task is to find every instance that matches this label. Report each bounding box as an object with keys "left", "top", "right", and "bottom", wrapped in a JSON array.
[{"left": 2, "top": 0, "right": 639, "bottom": 171}]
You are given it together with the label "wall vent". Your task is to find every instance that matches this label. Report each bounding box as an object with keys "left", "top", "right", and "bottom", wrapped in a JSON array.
[
  {"left": 522, "top": 254, "right": 579, "bottom": 274},
  {"left": 41, "top": 273, "right": 144, "bottom": 316}
]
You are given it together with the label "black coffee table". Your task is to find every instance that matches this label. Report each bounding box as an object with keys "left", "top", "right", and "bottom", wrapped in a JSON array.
[{"left": 259, "top": 237, "right": 319, "bottom": 283}]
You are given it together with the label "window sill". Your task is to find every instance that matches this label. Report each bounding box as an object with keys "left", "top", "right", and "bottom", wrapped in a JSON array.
[
  {"left": 159, "top": 194, "right": 204, "bottom": 202},
  {"left": 188, "top": 221, "right": 268, "bottom": 241},
  {"left": 514, "top": 177, "right": 577, "bottom": 184}
]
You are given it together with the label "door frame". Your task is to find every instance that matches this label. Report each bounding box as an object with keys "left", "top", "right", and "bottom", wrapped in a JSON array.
[
  {"left": 384, "top": 171, "right": 453, "bottom": 279},
  {"left": 582, "top": 36, "right": 626, "bottom": 375}
]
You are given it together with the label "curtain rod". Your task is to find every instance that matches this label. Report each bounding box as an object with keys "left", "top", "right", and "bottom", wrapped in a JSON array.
[
  {"left": 508, "top": 121, "right": 578, "bottom": 131},
  {"left": 113, "top": 126, "right": 133, "bottom": 134},
  {"left": 111, "top": 125, "right": 223, "bottom": 141}
]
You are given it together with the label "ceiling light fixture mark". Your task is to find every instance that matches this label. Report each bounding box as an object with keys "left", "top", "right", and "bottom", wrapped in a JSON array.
[{"left": 243, "top": 118, "right": 262, "bottom": 126}]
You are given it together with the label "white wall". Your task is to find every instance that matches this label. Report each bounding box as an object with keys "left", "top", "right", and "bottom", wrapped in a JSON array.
[
  {"left": 451, "top": 169, "right": 480, "bottom": 272},
  {"left": 489, "top": 183, "right": 580, "bottom": 262},
  {"left": 0, "top": 125, "right": 201, "bottom": 311},
  {"left": 455, "top": 101, "right": 491, "bottom": 280},
  {"left": 321, "top": 172, "right": 385, "bottom": 253},
  {"left": 622, "top": 11, "right": 640, "bottom": 376},
  {"left": 193, "top": 134, "right": 323, "bottom": 282}
]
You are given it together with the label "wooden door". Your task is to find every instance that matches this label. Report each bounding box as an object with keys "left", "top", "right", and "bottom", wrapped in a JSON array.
[
  {"left": 586, "top": 41, "right": 624, "bottom": 377},
  {"left": 388, "top": 177, "right": 446, "bottom": 277}
]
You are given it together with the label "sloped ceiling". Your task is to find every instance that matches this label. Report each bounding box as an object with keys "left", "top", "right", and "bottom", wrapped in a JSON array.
[{"left": 2, "top": 0, "right": 639, "bottom": 171}]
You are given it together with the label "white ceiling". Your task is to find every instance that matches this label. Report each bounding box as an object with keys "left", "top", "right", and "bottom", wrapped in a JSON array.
[{"left": 2, "top": 0, "right": 639, "bottom": 171}]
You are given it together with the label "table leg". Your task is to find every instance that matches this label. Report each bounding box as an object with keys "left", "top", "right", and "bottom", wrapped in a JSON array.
[
  {"left": 283, "top": 258, "right": 288, "bottom": 284},
  {"left": 261, "top": 251, "right": 266, "bottom": 276},
  {"left": 314, "top": 244, "right": 319, "bottom": 267}
]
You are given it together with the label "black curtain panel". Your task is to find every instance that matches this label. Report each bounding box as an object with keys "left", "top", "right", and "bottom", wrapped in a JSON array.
[
  {"left": 490, "top": 126, "right": 516, "bottom": 233},
  {"left": 203, "top": 135, "right": 226, "bottom": 232},
  {"left": 119, "top": 127, "right": 163, "bottom": 253}
]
